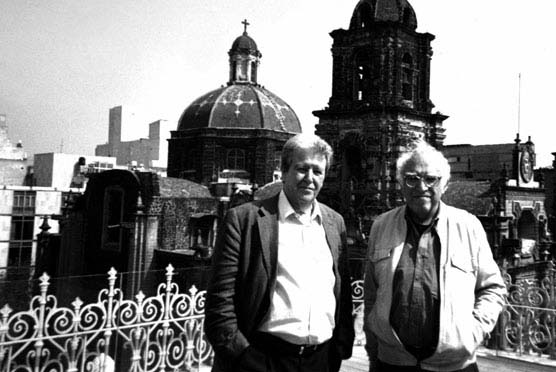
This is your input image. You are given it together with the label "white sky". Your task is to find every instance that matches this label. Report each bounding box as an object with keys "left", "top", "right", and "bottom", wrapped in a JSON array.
[{"left": 2, "top": 0, "right": 556, "bottom": 166}]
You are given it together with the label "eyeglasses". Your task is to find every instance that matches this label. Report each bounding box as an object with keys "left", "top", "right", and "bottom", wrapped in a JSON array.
[{"left": 404, "top": 174, "right": 441, "bottom": 188}]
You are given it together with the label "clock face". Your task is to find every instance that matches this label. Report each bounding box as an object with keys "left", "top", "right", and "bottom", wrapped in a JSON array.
[{"left": 520, "top": 150, "right": 533, "bottom": 183}]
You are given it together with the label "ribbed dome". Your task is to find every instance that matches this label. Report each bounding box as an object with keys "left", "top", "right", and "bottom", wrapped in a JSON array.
[
  {"left": 230, "top": 32, "right": 261, "bottom": 56},
  {"left": 349, "top": 0, "right": 417, "bottom": 31},
  {"left": 177, "top": 84, "right": 301, "bottom": 133}
]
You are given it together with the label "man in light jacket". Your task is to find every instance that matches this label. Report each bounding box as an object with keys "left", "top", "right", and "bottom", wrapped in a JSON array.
[{"left": 364, "top": 141, "right": 506, "bottom": 372}]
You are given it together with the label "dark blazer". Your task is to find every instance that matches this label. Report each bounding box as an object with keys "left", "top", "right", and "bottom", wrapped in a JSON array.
[{"left": 204, "top": 194, "right": 354, "bottom": 372}]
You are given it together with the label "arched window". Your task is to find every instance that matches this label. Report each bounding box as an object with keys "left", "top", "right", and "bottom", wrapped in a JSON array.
[
  {"left": 274, "top": 150, "right": 282, "bottom": 171},
  {"left": 237, "top": 60, "right": 247, "bottom": 81},
  {"left": 227, "top": 148, "right": 245, "bottom": 170},
  {"left": 231, "top": 61, "right": 237, "bottom": 81},
  {"left": 354, "top": 52, "right": 371, "bottom": 101},
  {"left": 401, "top": 53, "right": 413, "bottom": 101},
  {"left": 102, "top": 186, "right": 124, "bottom": 252},
  {"left": 357, "top": 3, "right": 373, "bottom": 29},
  {"left": 251, "top": 61, "right": 257, "bottom": 83},
  {"left": 518, "top": 210, "right": 537, "bottom": 241}
]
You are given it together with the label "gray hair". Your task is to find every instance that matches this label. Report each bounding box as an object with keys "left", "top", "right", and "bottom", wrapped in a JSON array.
[
  {"left": 396, "top": 140, "right": 451, "bottom": 190},
  {"left": 281, "top": 133, "right": 333, "bottom": 173}
]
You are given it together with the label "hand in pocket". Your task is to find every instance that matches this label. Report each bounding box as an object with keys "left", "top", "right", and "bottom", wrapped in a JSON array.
[{"left": 235, "top": 345, "right": 268, "bottom": 372}]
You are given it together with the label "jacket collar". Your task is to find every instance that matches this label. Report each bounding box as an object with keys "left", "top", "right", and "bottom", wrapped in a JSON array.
[
  {"left": 386, "top": 202, "right": 450, "bottom": 265},
  {"left": 256, "top": 195, "right": 279, "bottom": 278}
]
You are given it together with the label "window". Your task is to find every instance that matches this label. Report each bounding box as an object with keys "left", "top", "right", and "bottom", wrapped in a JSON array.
[
  {"left": 101, "top": 186, "right": 124, "bottom": 252},
  {"left": 227, "top": 149, "right": 245, "bottom": 170},
  {"left": 357, "top": 2, "right": 373, "bottom": 29},
  {"left": 8, "top": 191, "right": 36, "bottom": 269},
  {"left": 8, "top": 216, "right": 34, "bottom": 267},
  {"left": 401, "top": 54, "right": 413, "bottom": 101},
  {"left": 251, "top": 61, "right": 257, "bottom": 82},
  {"left": 237, "top": 60, "right": 247, "bottom": 81},
  {"left": 231, "top": 61, "right": 237, "bottom": 81},
  {"left": 354, "top": 52, "right": 371, "bottom": 101},
  {"left": 518, "top": 210, "right": 537, "bottom": 242},
  {"left": 274, "top": 150, "right": 282, "bottom": 171},
  {"left": 13, "top": 191, "right": 36, "bottom": 215}
]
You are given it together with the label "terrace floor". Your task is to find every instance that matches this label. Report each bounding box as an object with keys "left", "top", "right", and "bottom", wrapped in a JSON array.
[{"left": 340, "top": 346, "right": 556, "bottom": 372}]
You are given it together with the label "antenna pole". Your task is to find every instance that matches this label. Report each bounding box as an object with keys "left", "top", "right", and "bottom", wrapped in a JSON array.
[{"left": 517, "top": 72, "right": 521, "bottom": 136}]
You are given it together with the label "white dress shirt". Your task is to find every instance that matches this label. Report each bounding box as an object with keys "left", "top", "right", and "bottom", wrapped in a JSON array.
[{"left": 259, "top": 191, "right": 336, "bottom": 345}]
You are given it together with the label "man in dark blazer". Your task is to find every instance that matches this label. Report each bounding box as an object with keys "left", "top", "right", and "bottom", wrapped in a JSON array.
[{"left": 205, "top": 133, "right": 354, "bottom": 372}]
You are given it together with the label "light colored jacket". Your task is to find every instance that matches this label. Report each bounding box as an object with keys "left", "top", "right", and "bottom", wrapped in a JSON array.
[{"left": 363, "top": 203, "right": 506, "bottom": 371}]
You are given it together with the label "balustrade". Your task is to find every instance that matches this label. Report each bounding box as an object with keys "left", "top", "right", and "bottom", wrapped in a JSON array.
[
  {"left": 0, "top": 265, "right": 211, "bottom": 372},
  {"left": 0, "top": 268, "right": 555, "bottom": 371}
]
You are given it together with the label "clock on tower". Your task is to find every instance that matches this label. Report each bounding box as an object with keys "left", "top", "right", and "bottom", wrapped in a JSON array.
[
  {"left": 520, "top": 148, "right": 533, "bottom": 183},
  {"left": 514, "top": 135, "right": 536, "bottom": 186}
]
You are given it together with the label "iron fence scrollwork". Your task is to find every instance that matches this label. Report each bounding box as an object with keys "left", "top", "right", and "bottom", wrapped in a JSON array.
[
  {"left": 0, "top": 264, "right": 212, "bottom": 372},
  {"left": 498, "top": 272, "right": 556, "bottom": 359},
  {"left": 2, "top": 267, "right": 556, "bottom": 370},
  {"left": 351, "top": 279, "right": 365, "bottom": 345}
]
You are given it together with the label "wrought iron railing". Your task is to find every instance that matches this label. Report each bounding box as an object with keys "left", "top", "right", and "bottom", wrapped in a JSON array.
[
  {"left": 0, "top": 265, "right": 211, "bottom": 372},
  {"left": 351, "top": 280, "right": 365, "bottom": 345},
  {"left": 497, "top": 272, "right": 556, "bottom": 359},
  {"left": 1, "top": 268, "right": 555, "bottom": 371}
]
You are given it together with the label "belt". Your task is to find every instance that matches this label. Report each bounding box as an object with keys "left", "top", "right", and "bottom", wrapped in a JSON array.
[
  {"left": 252, "top": 332, "right": 328, "bottom": 357},
  {"left": 377, "top": 360, "right": 478, "bottom": 372}
]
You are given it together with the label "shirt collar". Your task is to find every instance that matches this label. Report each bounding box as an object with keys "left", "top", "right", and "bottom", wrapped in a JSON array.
[
  {"left": 278, "top": 190, "right": 322, "bottom": 224},
  {"left": 404, "top": 202, "right": 441, "bottom": 229}
]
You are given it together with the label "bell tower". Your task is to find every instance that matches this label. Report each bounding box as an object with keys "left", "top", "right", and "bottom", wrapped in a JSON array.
[{"left": 314, "top": 0, "right": 448, "bottom": 220}]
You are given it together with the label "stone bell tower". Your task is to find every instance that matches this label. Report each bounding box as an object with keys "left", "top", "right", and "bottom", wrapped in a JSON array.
[{"left": 314, "top": 0, "right": 447, "bottom": 221}]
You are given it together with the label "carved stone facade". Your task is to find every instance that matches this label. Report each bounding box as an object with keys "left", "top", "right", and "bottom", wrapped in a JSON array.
[{"left": 314, "top": 0, "right": 447, "bottom": 221}]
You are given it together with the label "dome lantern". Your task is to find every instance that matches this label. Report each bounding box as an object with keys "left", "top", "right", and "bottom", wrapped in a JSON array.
[{"left": 228, "top": 19, "right": 261, "bottom": 85}]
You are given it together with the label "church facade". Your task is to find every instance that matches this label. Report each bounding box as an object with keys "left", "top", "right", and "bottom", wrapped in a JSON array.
[{"left": 314, "top": 0, "right": 447, "bottom": 221}]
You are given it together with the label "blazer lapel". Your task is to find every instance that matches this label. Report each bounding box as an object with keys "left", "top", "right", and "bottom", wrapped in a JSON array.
[
  {"left": 257, "top": 195, "right": 279, "bottom": 279},
  {"left": 321, "top": 206, "right": 340, "bottom": 267}
]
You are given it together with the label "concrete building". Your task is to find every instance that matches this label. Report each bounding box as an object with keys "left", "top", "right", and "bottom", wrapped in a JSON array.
[
  {"left": 443, "top": 143, "right": 515, "bottom": 181},
  {"left": 1, "top": 151, "right": 118, "bottom": 283},
  {"left": 0, "top": 186, "right": 69, "bottom": 277},
  {"left": 33, "top": 153, "right": 118, "bottom": 189},
  {"left": 0, "top": 114, "right": 28, "bottom": 186},
  {"left": 95, "top": 106, "right": 172, "bottom": 171}
]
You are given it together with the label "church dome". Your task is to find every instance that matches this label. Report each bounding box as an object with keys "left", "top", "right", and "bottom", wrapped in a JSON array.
[
  {"left": 230, "top": 33, "right": 261, "bottom": 56},
  {"left": 349, "top": 0, "right": 417, "bottom": 31},
  {"left": 177, "top": 84, "right": 301, "bottom": 133},
  {"left": 177, "top": 21, "right": 301, "bottom": 134}
]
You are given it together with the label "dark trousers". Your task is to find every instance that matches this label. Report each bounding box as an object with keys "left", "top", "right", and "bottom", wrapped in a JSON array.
[
  {"left": 376, "top": 360, "right": 479, "bottom": 372},
  {"left": 235, "top": 333, "right": 341, "bottom": 372}
]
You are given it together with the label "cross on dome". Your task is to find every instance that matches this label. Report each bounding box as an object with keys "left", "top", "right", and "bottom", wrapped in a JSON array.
[{"left": 242, "top": 19, "right": 250, "bottom": 34}]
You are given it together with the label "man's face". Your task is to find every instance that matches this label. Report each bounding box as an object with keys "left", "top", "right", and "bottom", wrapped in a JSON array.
[
  {"left": 400, "top": 154, "right": 444, "bottom": 223},
  {"left": 282, "top": 148, "right": 327, "bottom": 213}
]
